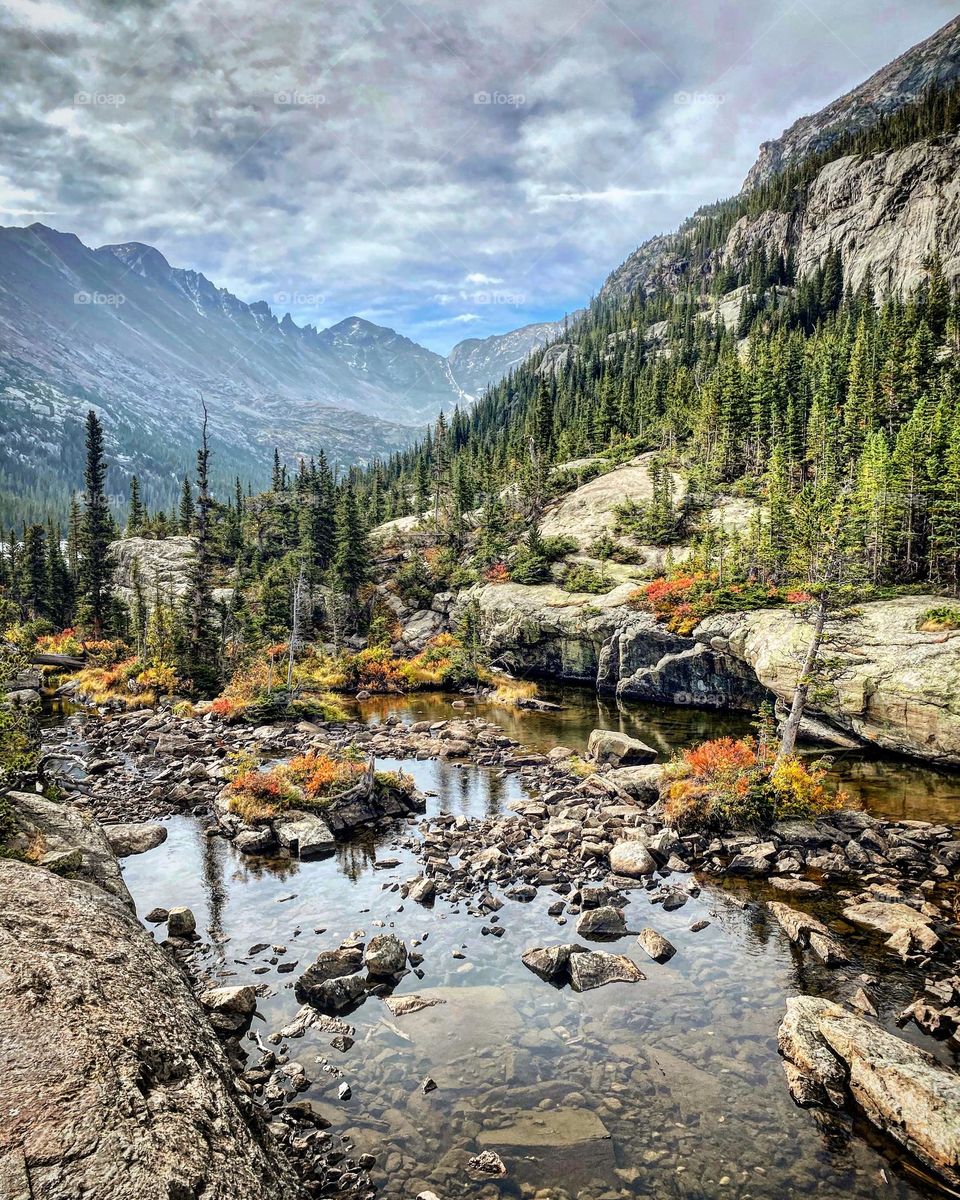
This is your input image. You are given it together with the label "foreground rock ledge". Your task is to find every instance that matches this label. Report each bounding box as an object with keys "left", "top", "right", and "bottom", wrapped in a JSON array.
[
  {"left": 778, "top": 994, "right": 960, "bottom": 1187},
  {"left": 0, "top": 859, "right": 301, "bottom": 1200}
]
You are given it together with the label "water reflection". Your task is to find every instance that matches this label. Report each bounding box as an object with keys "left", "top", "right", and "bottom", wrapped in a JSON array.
[{"left": 358, "top": 688, "right": 960, "bottom": 824}]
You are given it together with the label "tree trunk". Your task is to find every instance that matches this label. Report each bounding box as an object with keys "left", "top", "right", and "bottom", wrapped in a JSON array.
[{"left": 774, "top": 594, "right": 828, "bottom": 769}]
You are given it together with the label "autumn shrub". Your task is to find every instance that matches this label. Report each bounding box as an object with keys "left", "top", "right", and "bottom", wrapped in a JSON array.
[
  {"left": 663, "top": 735, "right": 846, "bottom": 831},
  {"left": 918, "top": 605, "right": 960, "bottom": 632},
  {"left": 633, "top": 571, "right": 784, "bottom": 635},
  {"left": 225, "top": 748, "right": 367, "bottom": 822},
  {"left": 490, "top": 676, "right": 538, "bottom": 705},
  {"left": 71, "top": 654, "right": 179, "bottom": 709},
  {"left": 484, "top": 561, "right": 511, "bottom": 584}
]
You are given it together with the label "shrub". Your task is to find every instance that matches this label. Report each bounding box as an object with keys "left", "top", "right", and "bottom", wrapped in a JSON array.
[
  {"left": 490, "top": 677, "right": 538, "bottom": 705},
  {"left": 918, "top": 605, "right": 960, "bottom": 632},
  {"left": 560, "top": 563, "right": 608, "bottom": 594},
  {"left": 484, "top": 561, "right": 511, "bottom": 584},
  {"left": 226, "top": 748, "right": 367, "bottom": 822},
  {"left": 633, "top": 571, "right": 782, "bottom": 635},
  {"left": 663, "top": 735, "right": 846, "bottom": 831}
]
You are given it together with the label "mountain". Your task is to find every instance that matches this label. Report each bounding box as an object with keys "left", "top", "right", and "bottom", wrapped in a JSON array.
[
  {"left": 743, "top": 14, "right": 960, "bottom": 191},
  {"left": 603, "top": 15, "right": 960, "bottom": 303},
  {"left": 0, "top": 224, "right": 562, "bottom": 521},
  {"left": 446, "top": 316, "right": 583, "bottom": 399}
]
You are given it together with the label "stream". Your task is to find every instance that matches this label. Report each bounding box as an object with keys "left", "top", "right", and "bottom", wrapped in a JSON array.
[{"left": 110, "top": 686, "right": 960, "bottom": 1199}]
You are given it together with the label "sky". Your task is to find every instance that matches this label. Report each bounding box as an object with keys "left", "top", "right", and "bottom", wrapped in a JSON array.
[{"left": 1, "top": 0, "right": 956, "bottom": 352}]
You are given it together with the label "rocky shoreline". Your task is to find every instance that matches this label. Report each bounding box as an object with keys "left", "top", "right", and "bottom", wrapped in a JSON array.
[{"left": 14, "top": 701, "right": 960, "bottom": 1194}]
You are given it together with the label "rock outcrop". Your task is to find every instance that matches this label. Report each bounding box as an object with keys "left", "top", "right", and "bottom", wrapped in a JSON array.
[
  {"left": 696, "top": 596, "right": 960, "bottom": 765},
  {"left": 778, "top": 994, "right": 960, "bottom": 1188},
  {"left": 0, "top": 858, "right": 301, "bottom": 1200},
  {"left": 466, "top": 575, "right": 960, "bottom": 765},
  {"left": 742, "top": 15, "right": 960, "bottom": 191},
  {"left": 110, "top": 536, "right": 233, "bottom": 609}
]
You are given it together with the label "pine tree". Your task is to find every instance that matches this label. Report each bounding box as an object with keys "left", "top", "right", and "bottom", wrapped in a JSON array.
[
  {"left": 23, "top": 524, "right": 47, "bottom": 619},
  {"left": 178, "top": 476, "right": 195, "bottom": 534},
  {"left": 178, "top": 402, "right": 218, "bottom": 693},
  {"left": 78, "top": 411, "right": 114, "bottom": 637},
  {"left": 127, "top": 476, "right": 146, "bottom": 535}
]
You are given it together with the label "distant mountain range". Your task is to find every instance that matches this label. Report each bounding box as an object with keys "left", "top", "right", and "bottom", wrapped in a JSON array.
[{"left": 0, "top": 223, "right": 571, "bottom": 519}]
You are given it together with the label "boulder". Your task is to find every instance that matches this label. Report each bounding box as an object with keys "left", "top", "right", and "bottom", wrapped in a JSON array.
[
  {"left": 567, "top": 950, "right": 644, "bottom": 992},
  {"left": 636, "top": 928, "right": 676, "bottom": 963},
  {"left": 104, "top": 823, "right": 167, "bottom": 857},
  {"left": 199, "top": 985, "right": 257, "bottom": 1016},
  {"left": 275, "top": 814, "right": 335, "bottom": 859},
  {"left": 364, "top": 934, "right": 407, "bottom": 977},
  {"left": 608, "top": 841, "right": 656, "bottom": 878},
  {"left": 295, "top": 947, "right": 365, "bottom": 1012},
  {"left": 842, "top": 901, "right": 941, "bottom": 955},
  {"left": 604, "top": 764, "right": 664, "bottom": 800},
  {"left": 521, "top": 944, "right": 581, "bottom": 983},
  {"left": 586, "top": 728, "right": 657, "bottom": 766},
  {"left": 575, "top": 905, "right": 626, "bottom": 939},
  {"left": 166, "top": 906, "right": 196, "bottom": 937},
  {"left": 0, "top": 860, "right": 300, "bottom": 1199},
  {"left": 778, "top": 994, "right": 960, "bottom": 1189}
]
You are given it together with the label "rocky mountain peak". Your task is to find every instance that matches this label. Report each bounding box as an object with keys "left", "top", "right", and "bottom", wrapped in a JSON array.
[{"left": 742, "top": 13, "right": 960, "bottom": 191}]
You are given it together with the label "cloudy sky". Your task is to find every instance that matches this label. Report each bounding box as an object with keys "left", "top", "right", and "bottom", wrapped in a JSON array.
[{"left": 1, "top": 0, "right": 955, "bottom": 351}]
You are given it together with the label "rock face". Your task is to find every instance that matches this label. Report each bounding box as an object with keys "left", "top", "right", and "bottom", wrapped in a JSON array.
[
  {"left": 110, "top": 536, "right": 232, "bottom": 609},
  {"left": 742, "top": 15, "right": 960, "bottom": 191},
  {"left": 0, "top": 859, "right": 300, "bottom": 1200},
  {"left": 539, "top": 453, "right": 686, "bottom": 548},
  {"left": 778, "top": 994, "right": 960, "bottom": 1188},
  {"left": 697, "top": 596, "right": 960, "bottom": 765}
]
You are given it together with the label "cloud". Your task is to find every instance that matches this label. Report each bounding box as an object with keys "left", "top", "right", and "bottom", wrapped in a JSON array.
[{"left": 0, "top": 0, "right": 953, "bottom": 350}]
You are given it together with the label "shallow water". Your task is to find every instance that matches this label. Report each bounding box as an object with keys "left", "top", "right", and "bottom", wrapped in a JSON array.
[{"left": 115, "top": 687, "right": 960, "bottom": 1199}]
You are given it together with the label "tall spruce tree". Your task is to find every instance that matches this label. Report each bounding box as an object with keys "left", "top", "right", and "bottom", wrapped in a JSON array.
[{"left": 78, "top": 410, "right": 114, "bottom": 637}]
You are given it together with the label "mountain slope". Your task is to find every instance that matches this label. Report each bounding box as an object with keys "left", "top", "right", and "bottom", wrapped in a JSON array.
[
  {"left": 0, "top": 224, "right": 562, "bottom": 520},
  {"left": 447, "top": 316, "right": 582, "bottom": 398},
  {"left": 743, "top": 14, "right": 960, "bottom": 191},
  {"left": 601, "top": 14, "right": 960, "bottom": 303}
]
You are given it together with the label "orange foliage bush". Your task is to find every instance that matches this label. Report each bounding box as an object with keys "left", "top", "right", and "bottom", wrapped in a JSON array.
[
  {"left": 484, "top": 562, "right": 510, "bottom": 584},
  {"left": 663, "top": 735, "right": 846, "bottom": 831}
]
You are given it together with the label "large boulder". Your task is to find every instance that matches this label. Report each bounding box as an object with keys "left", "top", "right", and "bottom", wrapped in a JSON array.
[
  {"left": 697, "top": 596, "right": 960, "bottom": 766},
  {"left": 0, "top": 860, "right": 300, "bottom": 1200},
  {"left": 364, "top": 934, "right": 407, "bottom": 977},
  {"left": 608, "top": 841, "right": 656, "bottom": 878},
  {"left": 104, "top": 823, "right": 167, "bottom": 857},
  {"left": 778, "top": 994, "right": 960, "bottom": 1188},
  {"left": 586, "top": 729, "right": 657, "bottom": 766},
  {"left": 110, "top": 536, "right": 232, "bottom": 610}
]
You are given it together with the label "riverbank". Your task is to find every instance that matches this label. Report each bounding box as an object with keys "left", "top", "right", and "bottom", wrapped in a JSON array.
[{"left": 25, "top": 691, "right": 960, "bottom": 1198}]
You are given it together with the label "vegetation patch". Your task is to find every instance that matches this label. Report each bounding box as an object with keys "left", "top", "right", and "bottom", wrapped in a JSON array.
[
  {"left": 225, "top": 748, "right": 368, "bottom": 824},
  {"left": 632, "top": 571, "right": 795, "bottom": 635},
  {"left": 663, "top": 723, "right": 846, "bottom": 832},
  {"left": 918, "top": 605, "right": 960, "bottom": 632}
]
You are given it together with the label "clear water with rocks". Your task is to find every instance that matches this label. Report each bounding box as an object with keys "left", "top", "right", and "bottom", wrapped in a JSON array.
[{"left": 118, "top": 689, "right": 960, "bottom": 1199}]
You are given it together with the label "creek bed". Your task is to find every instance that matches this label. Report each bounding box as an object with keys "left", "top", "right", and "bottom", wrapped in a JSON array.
[{"left": 112, "top": 690, "right": 960, "bottom": 1199}]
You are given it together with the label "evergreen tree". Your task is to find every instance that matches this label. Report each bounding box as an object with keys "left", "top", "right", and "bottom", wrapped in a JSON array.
[{"left": 78, "top": 411, "right": 114, "bottom": 637}]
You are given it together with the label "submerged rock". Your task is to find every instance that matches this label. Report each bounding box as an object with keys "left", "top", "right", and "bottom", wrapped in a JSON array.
[{"left": 567, "top": 950, "right": 645, "bottom": 992}]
